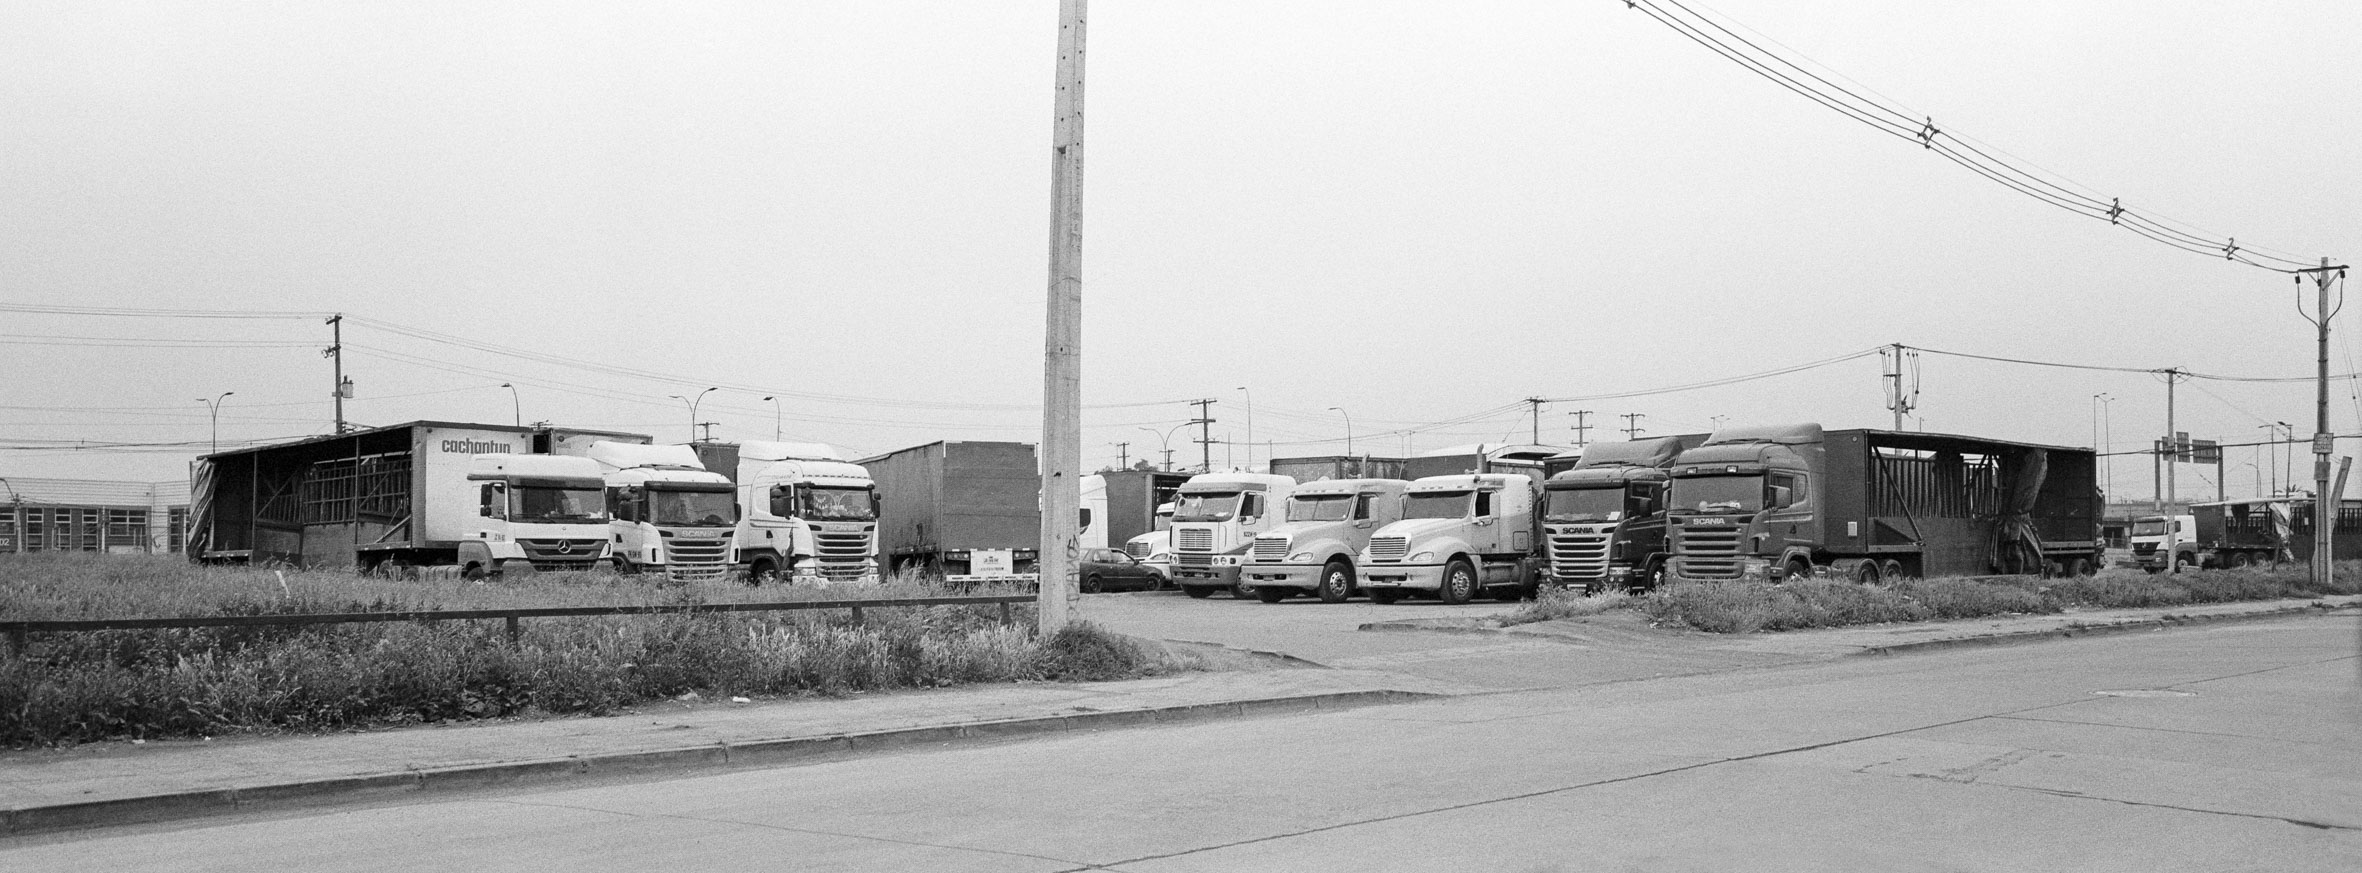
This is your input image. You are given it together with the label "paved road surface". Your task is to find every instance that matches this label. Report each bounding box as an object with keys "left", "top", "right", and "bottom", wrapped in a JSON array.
[{"left": 8, "top": 614, "right": 2353, "bottom": 871}]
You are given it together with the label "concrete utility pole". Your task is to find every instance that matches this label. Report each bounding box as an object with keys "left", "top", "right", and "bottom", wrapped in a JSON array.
[
  {"left": 2155, "top": 368, "right": 2184, "bottom": 512},
  {"left": 1188, "top": 398, "right": 1216, "bottom": 473},
  {"left": 1037, "top": 0, "right": 1088, "bottom": 635},
  {"left": 1112, "top": 441, "right": 1128, "bottom": 470},
  {"left": 1525, "top": 397, "right": 1545, "bottom": 445},
  {"left": 1567, "top": 410, "right": 1592, "bottom": 448},
  {"left": 1883, "top": 343, "right": 1919, "bottom": 430},
  {"left": 325, "top": 314, "right": 347, "bottom": 433},
  {"left": 2296, "top": 259, "right": 2348, "bottom": 587},
  {"left": 1620, "top": 413, "right": 1647, "bottom": 440},
  {"left": 1235, "top": 387, "right": 1254, "bottom": 473}
]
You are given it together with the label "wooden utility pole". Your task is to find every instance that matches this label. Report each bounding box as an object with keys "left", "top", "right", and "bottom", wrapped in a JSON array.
[
  {"left": 326, "top": 314, "right": 346, "bottom": 433},
  {"left": 1189, "top": 398, "right": 1216, "bottom": 472},
  {"left": 1525, "top": 397, "right": 1545, "bottom": 445},
  {"left": 1038, "top": 0, "right": 1087, "bottom": 635},
  {"left": 1566, "top": 410, "right": 1592, "bottom": 448},
  {"left": 1620, "top": 413, "right": 1646, "bottom": 440}
]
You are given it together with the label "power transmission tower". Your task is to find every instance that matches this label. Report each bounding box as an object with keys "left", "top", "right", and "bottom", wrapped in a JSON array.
[
  {"left": 1189, "top": 398, "right": 1217, "bottom": 473},
  {"left": 1620, "top": 413, "right": 1646, "bottom": 440},
  {"left": 1566, "top": 410, "right": 1592, "bottom": 448}
]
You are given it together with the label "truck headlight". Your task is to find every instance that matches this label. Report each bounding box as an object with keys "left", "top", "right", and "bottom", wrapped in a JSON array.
[
  {"left": 1409, "top": 551, "right": 1435, "bottom": 563},
  {"left": 1288, "top": 552, "right": 1315, "bottom": 562},
  {"left": 1740, "top": 559, "right": 1770, "bottom": 581}
]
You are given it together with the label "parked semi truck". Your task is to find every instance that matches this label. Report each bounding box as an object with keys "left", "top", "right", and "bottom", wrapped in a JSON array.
[
  {"left": 1404, "top": 444, "right": 1561, "bottom": 482},
  {"left": 860, "top": 441, "right": 1040, "bottom": 584},
  {"left": 567, "top": 441, "right": 736, "bottom": 583},
  {"left": 2127, "top": 513, "right": 2197, "bottom": 573},
  {"left": 2186, "top": 497, "right": 2362, "bottom": 568},
  {"left": 1357, "top": 473, "right": 1543, "bottom": 604},
  {"left": 1541, "top": 435, "right": 1706, "bottom": 591},
  {"left": 692, "top": 441, "right": 880, "bottom": 586},
  {"left": 1242, "top": 477, "right": 1410, "bottom": 602},
  {"left": 1666, "top": 424, "right": 2101, "bottom": 583},
  {"left": 189, "top": 421, "right": 633, "bottom": 575},
  {"left": 1267, "top": 455, "right": 1409, "bottom": 483},
  {"left": 1169, "top": 472, "right": 1298, "bottom": 598}
]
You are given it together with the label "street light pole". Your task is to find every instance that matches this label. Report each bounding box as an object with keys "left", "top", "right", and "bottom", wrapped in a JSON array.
[
  {"left": 1328, "top": 407, "right": 1353, "bottom": 456},
  {"left": 762, "top": 396, "right": 782, "bottom": 441},
  {"left": 1234, "top": 386, "right": 1254, "bottom": 473},
  {"left": 500, "top": 383, "right": 521, "bottom": 427},
  {"left": 670, "top": 387, "right": 718, "bottom": 443},
  {"left": 198, "top": 392, "right": 234, "bottom": 455}
]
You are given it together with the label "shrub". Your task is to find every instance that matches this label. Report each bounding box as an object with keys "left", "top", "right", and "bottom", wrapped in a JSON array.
[
  {"left": 1503, "top": 586, "right": 1632, "bottom": 626},
  {"left": 1029, "top": 621, "right": 1154, "bottom": 681}
]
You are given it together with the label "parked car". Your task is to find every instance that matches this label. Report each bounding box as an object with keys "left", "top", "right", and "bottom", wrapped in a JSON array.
[{"left": 1080, "top": 547, "right": 1164, "bottom": 592}]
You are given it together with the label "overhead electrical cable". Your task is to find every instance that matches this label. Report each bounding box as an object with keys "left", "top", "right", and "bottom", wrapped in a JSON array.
[
  {"left": 1541, "top": 347, "right": 1883, "bottom": 402},
  {"left": 1901, "top": 344, "right": 2362, "bottom": 382}
]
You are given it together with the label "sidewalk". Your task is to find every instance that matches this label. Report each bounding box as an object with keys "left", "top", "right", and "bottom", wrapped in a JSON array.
[{"left": 5, "top": 595, "right": 2355, "bottom": 839}]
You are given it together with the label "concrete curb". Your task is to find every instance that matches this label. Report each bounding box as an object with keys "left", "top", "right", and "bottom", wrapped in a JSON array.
[
  {"left": 0, "top": 688, "right": 1438, "bottom": 840},
  {"left": 1858, "top": 601, "right": 2357, "bottom": 656}
]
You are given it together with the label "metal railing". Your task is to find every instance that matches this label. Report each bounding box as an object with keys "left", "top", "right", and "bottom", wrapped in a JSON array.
[{"left": 0, "top": 595, "right": 1035, "bottom": 654}]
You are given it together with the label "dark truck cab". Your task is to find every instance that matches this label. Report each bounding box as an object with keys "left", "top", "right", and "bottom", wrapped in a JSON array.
[
  {"left": 1542, "top": 435, "right": 1702, "bottom": 591},
  {"left": 1667, "top": 424, "right": 2100, "bottom": 583}
]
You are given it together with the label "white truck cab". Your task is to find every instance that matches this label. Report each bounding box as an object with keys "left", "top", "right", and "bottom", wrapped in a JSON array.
[
  {"left": 2130, "top": 513, "right": 2197, "bottom": 573},
  {"left": 456, "top": 454, "right": 611, "bottom": 580},
  {"left": 1242, "top": 478, "right": 1409, "bottom": 603},
  {"left": 1357, "top": 473, "right": 1542, "bottom": 604},
  {"left": 1169, "top": 473, "right": 1297, "bottom": 598},
  {"left": 579, "top": 442, "right": 736, "bottom": 583}
]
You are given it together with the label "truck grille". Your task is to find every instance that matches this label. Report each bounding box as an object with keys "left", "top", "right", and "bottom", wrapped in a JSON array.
[
  {"left": 1549, "top": 526, "right": 1612, "bottom": 582},
  {"left": 1178, "top": 552, "right": 1213, "bottom": 567},
  {"left": 1124, "top": 540, "right": 1152, "bottom": 558},
  {"left": 1673, "top": 524, "right": 1741, "bottom": 579},
  {"left": 518, "top": 538, "right": 603, "bottom": 569},
  {"left": 1250, "top": 536, "right": 1290, "bottom": 562},
  {"left": 1176, "top": 528, "right": 1212, "bottom": 552},
  {"left": 813, "top": 527, "right": 874, "bottom": 581},
  {"left": 1367, "top": 536, "right": 1408, "bottom": 562},
  {"left": 2131, "top": 543, "right": 2158, "bottom": 556}
]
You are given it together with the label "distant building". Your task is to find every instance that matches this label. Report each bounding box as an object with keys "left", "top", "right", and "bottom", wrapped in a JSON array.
[{"left": 0, "top": 478, "right": 189, "bottom": 555}]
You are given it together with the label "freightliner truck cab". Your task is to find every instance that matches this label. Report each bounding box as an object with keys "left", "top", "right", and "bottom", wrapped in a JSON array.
[
  {"left": 1242, "top": 478, "right": 1409, "bottom": 603},
  {"left": 580, "top": 442, "right": 737, "bottom": 583},
  {"left": 1170, "top": 473, "right": 1297, "bottom": 599},
  {"left": 457, "top": 454, "right": 612, "bottom": 580},
  {"left": 1666, "top": 425, "right": 1821, "bottom": 583},
  {"left": 1542, "top": 436, "right": 1698, "bottom": 591},
  {"left": 1357, "top": 473, "right": 1542, "bottom": 604}
]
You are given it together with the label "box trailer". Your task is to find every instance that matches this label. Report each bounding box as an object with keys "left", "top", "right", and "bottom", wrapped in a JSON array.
[
  {"left": 189, "top": 421, "right": 646, "bottom": 574},
  {"left": 1084, "top": 469, "right": 1190, "bottom": 550},
  {"left": 2189, "top": 497, "right": 2362, "bottom": 568},
  {"left": 1666, "top": 424, "right": 2101, "bottom": 583},
  {"left": 859, "top": 441, "right": 1040, "bottom": 583}
]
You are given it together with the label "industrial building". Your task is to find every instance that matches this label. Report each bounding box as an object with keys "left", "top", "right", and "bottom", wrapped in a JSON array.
[{"left": 0, "top": 477, "right": 190, "bottom": 555}]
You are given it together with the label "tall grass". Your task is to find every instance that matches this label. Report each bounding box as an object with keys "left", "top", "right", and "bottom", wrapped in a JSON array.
[{"left": 0, "top": 554, "right": 1182, "bottom": 747}]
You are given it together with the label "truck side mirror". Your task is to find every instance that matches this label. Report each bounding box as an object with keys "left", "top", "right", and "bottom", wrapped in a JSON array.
[{"left": 871, "top": 493, "right": 883, "bottom": 516}]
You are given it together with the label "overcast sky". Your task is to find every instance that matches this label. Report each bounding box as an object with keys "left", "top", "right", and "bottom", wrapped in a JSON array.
[{"left": 3, "top": 0, "right": 2356, "bottom": 504}]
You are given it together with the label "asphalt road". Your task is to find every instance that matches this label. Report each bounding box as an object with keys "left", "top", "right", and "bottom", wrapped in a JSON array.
[{"left": 8, "top": 614, "right": 2354, "bottom": 871}]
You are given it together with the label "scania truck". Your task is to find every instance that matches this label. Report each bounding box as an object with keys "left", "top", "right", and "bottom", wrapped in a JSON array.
[
  {"left": 694, "top": 441, "right": 881, "bottom": 586},
  {"left": 1541, "top": 435, "right": 1703, "bottom": 591},
  {"left": 1356, "top": 473, "right": 1543, "bottom": 604},
  {"left": 569, "top": 441, "right": 736, "bottom": 583},
  {"left": 1666, "top": 424, "right": 2100, "bottom": 584},
  {"left": 1169, "top": 472, "right": 1298, "bottom": 599},
  {"left": 1242, "top": 478, "right": 1410, "bottom": 602}
]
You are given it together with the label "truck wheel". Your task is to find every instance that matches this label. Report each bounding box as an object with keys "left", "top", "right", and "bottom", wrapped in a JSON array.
[
  {"left": 1369, "top": 588, "right": 1404, "bottom": 605},
  {"left": 1317, "top": 561, "right": 1355, "bottom": 603},
  {"left": 1880, "top": 559, "right": 1908, "bottom": 581},
  {"left": 1182, "top": 585, "right": 1215, "bottom": 599},
  {"left": 1230, "top": 584, "right": 1254, "bottom": 599},
  {"left": 1782, "top": 560, "right": 1812, "bottom": 583},
  {"left": 747, "top": 558, "right": 778, "bottom": 586},
  {"left": 461, "top": 562, "right": 488, "bottom": 582},
  {"left": 1850, "top": 561, "right": 1881, "bottom": 585},
  {"left": 1644, "top": 561, "right": 1668, "bottom": 589},
  {"left": 1438, "top": 559, "right": 1477, "bottom": 605},
  {"left": 2172, "top": 553, "right": 2194, "bottom": 573},
  {"left": 1255, "top": 586, "right": 1288, "bottom": 603},
  {"left": 2229, "top": 553, "right": 2253, "bottom": 569}
]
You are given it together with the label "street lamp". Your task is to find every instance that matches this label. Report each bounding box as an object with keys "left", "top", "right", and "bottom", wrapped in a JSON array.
[
  {"left": 197, "top": 392, "right": 234, "bottom": 454},
  {"left": 762, "top": 396, "right": 782, "bottom": 441},
  {"left": 1328, "top": 406, "right": 1353, "bottom": 456},
  {"left": 1234, "top": 386, "right": 1254, "bottom": 473},
  {"left": 2093, "top": 393, "right": 2113, "bottom": 499},
  {"left": 668, "top": 387, "right": 718, "bottom": 443},
  {"left": 499, "top": 383, "right": 521, "bottom": 427},
  {"left": 1138, "top": 424, "right": 1191, "bottom": 472}
]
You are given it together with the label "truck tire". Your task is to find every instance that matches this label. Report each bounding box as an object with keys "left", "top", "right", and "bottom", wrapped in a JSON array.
[
  {"left": 1849, "top": 561, "right": 1881, "bottom": 585},
  {"left": 1255, "top": 586, "right": 1289, "bottom": 603},
  {"left": 1644, "top": 561, "right": 1668, "bottom": 590},
  {"left": 1230, "top": 584, "right": 1254, "bottom": 599},
  {"left": 462, "top": 561, "right": 489, "bottom": 582},
  {"left": 1182, "top": 585, "right": 1216, "bottom": 599},
  {"left": 1880, "top": 559, "right": 1908, "bottom": 581},
  {"left": 1369, "top": 588, "right": 1404, "bottom": 605},
  {"left": 1782, "top": 560, "right": 1812, "bottom": 583},
  {"left": 1317, "top": 560, "right": 1355, "bottom": 603},
  {"left": 1438, "top": 559, "right": 1477, "bottom": 605},
  {"left": 747, "top": 557, "right": 778, "bottom": 586},
  {"left": 2172, "top": 553, "right": 2195, "bottom": 573}
]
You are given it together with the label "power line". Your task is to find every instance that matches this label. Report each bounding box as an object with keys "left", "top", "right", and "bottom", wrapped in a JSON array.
[{"left": 1542, "top": 347, "right": 1883, "bottom": 402}]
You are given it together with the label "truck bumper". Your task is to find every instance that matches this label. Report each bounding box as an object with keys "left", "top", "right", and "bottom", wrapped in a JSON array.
[
  {"left": 1358, "top": 562, "right": 1445, "bottom": 591},
  {"left": 1241, "top": 563, "right": 1319, "bottom": 589},
  {"left": 1173, "top": 564, "right": 1241, "bottom": 588}
]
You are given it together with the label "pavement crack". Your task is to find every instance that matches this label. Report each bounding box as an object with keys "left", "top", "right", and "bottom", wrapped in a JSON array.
[
  {"left": 1881, "top": 778, "right": 2359, "bottom": 833},
  {"left": 479, "top": 798, "right": 1096, "bottom": 867},
  {"left": 1988, "top": 714, "right": 2295, "bottom": 744}
]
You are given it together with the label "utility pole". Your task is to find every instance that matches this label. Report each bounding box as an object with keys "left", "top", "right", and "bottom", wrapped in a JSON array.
[
  {"left": 324, "top": 314, "right": 348, "bottom": 433},
  {"left": 1113, "top": 441, "right": 1129, "bottom": 470},
  {"left": 2155, "top": 367, "right": 2184, "bottom": 512},
  {"left": 1188, "top": 398, "right": 1216, "bottom": 473},
  {"left": 1566, "top": 410, "right": 1592, "bottom": 448},
  {"left": 1524, "top": 396, "right": 1545, "bottom": 445},
  {"left": 1620, "top": 413, "right": 1646, "bottom": 440},
  {"left": 2297, "top": 259, "right": 2348, "bottom": 587},
  {"left": 1037, "top": 0, "right": 1088, "bottom": 635},
  {"left": 1883, "top": 343, "right": 1919, "bottom": 430}
]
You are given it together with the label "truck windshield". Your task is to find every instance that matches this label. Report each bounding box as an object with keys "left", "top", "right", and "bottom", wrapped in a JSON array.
[
  {"left": 800, "top": 487, "right": 876, "bottom": 521},
  {"left": 1402, "top": 491, "right": 1472, "bottom": 520},
  {"left": 1173, "top": 492, "right": 1240, "bottom": 522},
  {"left": 1544, "top": 486, "right": 1623, "bottom": 523},
  {"left": 2132, "top": 518, "right": 2174, "bottom": 536},
  {"left": 651, "top": 489, "right": 736, "bottom": 526},
  {"left": 1677, "top": 475, "right": 1762, "bottom": 513},
  {"left": 1286, "top": 495, "right": 1352, "bottom": 522},
  {"left": 513, "top": 486, "right": 606, "bottom": 523}
]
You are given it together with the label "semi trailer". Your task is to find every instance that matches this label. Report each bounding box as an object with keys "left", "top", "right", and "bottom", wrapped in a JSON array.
[
  {"left": 1541, "top": 435, "right": 1706, "bottom": 591},
  {"left": 1665, "top": 424, "right": 2101, "bottom": 583},
  {"left": 1241, "top": 477, "right": 1410, "bottom": 602},
  {"left": 2186, "top": 497, "right": 2362, "bottom": 568},
  {"left": 1081, "top": 469, "right": 1189, "bottom": 550},
  {"left": 860, "top": 441, "right": 1040, "bottom": 584},
  {"left": 692, "top": 441, "right": 881, "bottom": 586},
  {"left": 189, "top": 421, "right": 635, "bottom": 575}
]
